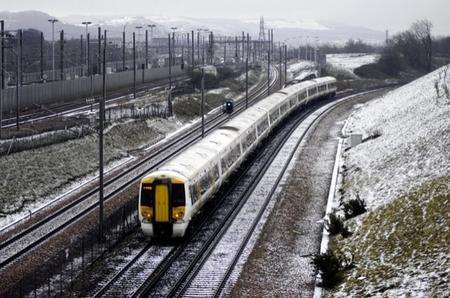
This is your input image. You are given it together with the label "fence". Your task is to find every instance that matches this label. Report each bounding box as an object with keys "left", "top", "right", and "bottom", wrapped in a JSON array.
[
  {"left": 1, "top": 65, "right": 184, "bottom": 113},
  {"left": 0, "top": 124, "right": 92, "bottom": 156},
  {"left": 18, "top": 57, "right": 165, "bottom": 84},
  {"left": 105, "top": 103, "right": 168, "bottom": 123},
  {"left": 0, "top": 198, "right": 140, "bottom": 297}
]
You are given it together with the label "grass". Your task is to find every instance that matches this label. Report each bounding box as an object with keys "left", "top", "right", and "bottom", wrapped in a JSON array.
[
  {"left": 0, "top": 120, "right": 165, "bottom": 216},
  {"left": 172, "top": 93, "right": 227, "bottom": 120},
  {"left": 332, "top": 175, "right": 449, "bottom": 295}
]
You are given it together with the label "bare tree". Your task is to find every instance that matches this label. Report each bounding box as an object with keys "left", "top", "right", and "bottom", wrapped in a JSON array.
[{"left": 411, "top": 20, "right": 433, "bottom": 71}]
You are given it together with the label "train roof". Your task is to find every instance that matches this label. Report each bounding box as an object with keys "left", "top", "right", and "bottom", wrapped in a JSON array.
[{"left": 155, "top": 77, "right": 337, "bottom": 180}]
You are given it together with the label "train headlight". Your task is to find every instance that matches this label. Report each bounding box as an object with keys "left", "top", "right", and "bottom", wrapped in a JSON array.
[
  {"left": 141, "top": 206, "right": 153, "bottom": 221},
  {"left": 172, "top": 207, "right": 185, "bottom": 221}
]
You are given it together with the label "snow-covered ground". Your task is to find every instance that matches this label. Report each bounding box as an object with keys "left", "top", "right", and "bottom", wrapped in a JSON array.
[
  {"left": 333, "top": 65, "right": 450, "bottom": 296},
  {"left": 342, "top": 66, "right": 449, "bottom": 208},
  {"left": 287, "top": 61, "right": 318, "bottom": 81},
  {"left": 326, "top": 53, "right": 380, "bottom": 73}
]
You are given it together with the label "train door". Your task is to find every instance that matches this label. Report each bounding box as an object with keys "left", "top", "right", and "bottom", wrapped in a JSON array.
[{"left": 154, "top": 179, "right": 172, "bottom": 223}]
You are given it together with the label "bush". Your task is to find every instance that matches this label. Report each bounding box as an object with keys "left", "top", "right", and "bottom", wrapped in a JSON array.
[
  {"left": 342, "top": 195, "right": 367, "bottom": 219},
  {"left": 312, "top": 250, "right": 354, "bottom": 288},
  {"left": 325, "top": 213, "right": 352, "bottom": 237},
  {"left": 354, "top": 63, "right": 391, "bottom": 80},
  {"left": 191, "top": 70, "right": 220, "bottom": 89}
]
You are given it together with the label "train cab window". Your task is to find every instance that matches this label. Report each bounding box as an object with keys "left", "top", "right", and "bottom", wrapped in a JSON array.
[
  {"left": 141, "top": 184, "right": 154, "bottom": 207},
  {"left": 172, "top": 184, "right": 186, "bottom": 207}
]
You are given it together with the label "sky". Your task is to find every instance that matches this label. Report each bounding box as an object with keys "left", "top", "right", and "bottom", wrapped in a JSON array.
[{"left": 0, "top": 0, "right": 449, "bottom": 35}]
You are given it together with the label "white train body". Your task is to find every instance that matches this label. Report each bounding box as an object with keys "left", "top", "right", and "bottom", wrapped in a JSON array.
[{"left": 139, "top": 77, "right": 337, "bottom": 237}]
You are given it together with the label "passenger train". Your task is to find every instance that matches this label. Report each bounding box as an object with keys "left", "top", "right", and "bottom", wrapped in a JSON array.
[{"left": 139, "top": 77, "right": 337, "bottom": 237}]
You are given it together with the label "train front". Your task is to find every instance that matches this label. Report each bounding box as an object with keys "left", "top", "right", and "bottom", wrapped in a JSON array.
[{"left": 139, "top": 172, "right": 189, "bottom": 238}]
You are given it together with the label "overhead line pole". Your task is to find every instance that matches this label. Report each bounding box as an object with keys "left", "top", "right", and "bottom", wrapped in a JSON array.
[
  {"left": 80, "top": 34, "right": 83, "bottom": 77},
  {"left": 40, "top": 32, "right": 44, "bottom": 80},
  {"left": 0, "top": 20, "right": 4, "bottom": 138},
  {"left": 16, "top": 29, "right": 22, "bottom": 129},
  {"left": 97, "top": 27, "right": 101, "bottom": 75},
  {"left": 133, "top": 32, "right": 136, "bottom": 99},
  {"left": 279, "top": 45, "right": 282, "bottom": 89},
  {"left": 98, "top": 29, "right": 107, "bottom": 242},
  {"left": 267, "top": 50, "right": 270, "bottom": 97},
  {"left": 60, "top": 30, "right": 64, "bottom": 80},
  {"left": 201, "top": 67, "right": 205, "bottom": 138},
  {"left": 168, "top": 33, "right": 172, "bottom": 117},
  {"left": 122, "top": 30, "right": 126, "bottom": 71},
  {"left": 191, "top": 30, "right": 194, "bottom": 68},
  {"left": 284, "top": 44, "right": 287, "bottom": 86},
  {"left": 245, "top": 57, "right": 249, "bottom": 109}
]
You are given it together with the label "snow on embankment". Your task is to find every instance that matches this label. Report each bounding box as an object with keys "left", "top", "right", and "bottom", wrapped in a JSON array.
[
  {"left": 334, "top": 66, "right": 449, "bottom": 296},
  {"left": 287, "top": 61, "right": 317, "bottom": 81},
  {"left": 326, "top": 53, "right": 380, "bottom": 73}
]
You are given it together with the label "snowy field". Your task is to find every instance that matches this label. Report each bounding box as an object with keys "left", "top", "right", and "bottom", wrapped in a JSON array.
[
  {"left": 326, "top": 53, "right": 380, "bottom": 73},
  {"left": 287, "top": 61, "right": 318, "bottom": 81},
  {"left": 334, "top": 65, "right": 450, "bottom": 296}
]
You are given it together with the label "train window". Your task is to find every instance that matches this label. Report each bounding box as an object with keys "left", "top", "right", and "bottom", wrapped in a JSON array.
[
  {"left": 230, "top": 145, "right": 241, "bottom": 164},
  {"left": 211, "top": 164, "right": 220, "bottom": 182},
  {"left": 141, "top": 184, "right": 154, "bottom": 207},
  {"left": 270, "top": 109, "right": 279, "bottom": 123},
  {"left": 189, "top": 184, "right": 198, "bottom": 203},
  {"left": 290, "top": 97, "right": 297, "bottom": 107},
  {"left": 199, "top": 172, "right": 211, "bottom": 195},
  {"left": 220, "top": 156, "right": 228, "bottom": 174},
  {"left": 257, "top": 116, "right": 269, "bottom": 135},
  {"left": 243, "top": 128, "right": 257, "bottom": 149},
  {"left": 300, "top": 91, "right": 307, "bottom": 100},
  {"left": 280, "top": 103, "right": 289, "bottom": 115},
  {"left": 172, "top": 184, "right": 186, "bottom": 207}
]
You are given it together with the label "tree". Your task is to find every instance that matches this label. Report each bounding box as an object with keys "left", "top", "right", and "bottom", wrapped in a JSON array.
[{"left": 411, "top": 20, "right": 433, "bottom": 71}]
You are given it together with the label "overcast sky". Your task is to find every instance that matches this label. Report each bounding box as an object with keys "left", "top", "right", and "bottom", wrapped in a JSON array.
[{"left": 1, "top": 0, "right": 449, "bottom": 35}]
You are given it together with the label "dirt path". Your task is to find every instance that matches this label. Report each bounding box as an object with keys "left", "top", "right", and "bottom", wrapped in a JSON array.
[{"left": 231, "top": 90, "right": 389, "bottom": 297}]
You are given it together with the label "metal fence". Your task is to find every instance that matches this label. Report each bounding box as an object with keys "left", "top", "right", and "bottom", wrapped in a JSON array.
[
  {"left": 1, "top": 65, "right": 184, "bottom": 113},
  {"left": 0, "top": 198, "right": 140, "bottom": 297}
]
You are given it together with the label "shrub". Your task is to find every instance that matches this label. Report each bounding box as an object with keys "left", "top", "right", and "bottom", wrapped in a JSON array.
[
  {"left": 312, "top": 250, "right": 354, "bottom": 288},
  {"left": 342, "top": 195, "right": 367, "bottom": 219},
  {"left": 362, "top": 129, "right": 382, "bottom": 142},
  {"left": 325, "top": 213, "right": 352, "bottom": 238}
]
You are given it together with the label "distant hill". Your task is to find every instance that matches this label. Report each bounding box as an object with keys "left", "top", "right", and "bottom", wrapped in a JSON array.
[{"left": 0, "top": 10, "right": 385, "bottom": 44}]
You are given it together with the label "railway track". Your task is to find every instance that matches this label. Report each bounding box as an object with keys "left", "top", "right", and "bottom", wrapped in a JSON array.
[
  {"left": 0, "top": 74, "right": 190, "bottom": 129},
  {"left": 88, "top": 90, "right": 379, "bottom": 297},
  {"left": 0, "top": 66, "right": 280, "bottom": 273}
]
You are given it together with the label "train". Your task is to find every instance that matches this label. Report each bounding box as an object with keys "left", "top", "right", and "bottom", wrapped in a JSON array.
[{"left": 139, "top": 76, "right": 337, "bottom": 237}]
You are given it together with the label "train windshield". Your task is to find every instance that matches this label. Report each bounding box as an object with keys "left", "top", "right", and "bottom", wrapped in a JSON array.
[
  {"left": 141, "top": 184, "right": 154, "bottom": 207},
  {"left": 172, "top": 184, "right": 186, "bottom": 207}
]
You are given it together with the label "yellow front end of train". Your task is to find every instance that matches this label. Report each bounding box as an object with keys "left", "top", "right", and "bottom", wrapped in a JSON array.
[{"left": 139, "top": 172, "right": 189, "bottom": 238}]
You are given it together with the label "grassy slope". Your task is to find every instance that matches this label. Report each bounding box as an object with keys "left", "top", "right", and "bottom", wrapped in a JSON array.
[
  {"left": 0, "top": 120, "right": 168, "bottom": 216},
  {"left": 333, "top": 176, "right": 449, "bottom": 296}
]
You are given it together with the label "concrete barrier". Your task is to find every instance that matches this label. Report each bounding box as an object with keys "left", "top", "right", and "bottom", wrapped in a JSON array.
[{"left": 1, "top": 65, "right": 184, "bottom": 113}]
